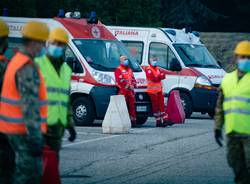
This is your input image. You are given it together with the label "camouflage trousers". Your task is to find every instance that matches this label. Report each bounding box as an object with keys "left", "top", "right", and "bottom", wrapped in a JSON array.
[
  {"left": 44, "top": 123, "right": 65, "bottom": 160},
  {"left": 227, "top": 134, "right": 250, "bottom": 184},
  {"left": 7, "top": 135, "right": 42, "bottom": 184},
  {"left": 0, "top": 133, "right": 15, "bottom": 184}
]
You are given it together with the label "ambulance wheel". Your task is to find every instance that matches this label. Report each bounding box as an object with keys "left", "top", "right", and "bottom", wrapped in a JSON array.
[
  {"left": 208, "top": 111, "right": 215, "bottom": 119},
  {"left": 72, "top": 97, "right": 95, "bottom": 126},
  {"left": 136, "top": 116, "right": 148, "bottom": 125},
  {"left": 180, "top": 92, "right": 193, "bottom": 118}
]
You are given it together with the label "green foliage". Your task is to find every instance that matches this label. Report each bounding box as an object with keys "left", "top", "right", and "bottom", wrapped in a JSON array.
[{"left": 0, "top": 0, "right": 250, "bottom": 31}]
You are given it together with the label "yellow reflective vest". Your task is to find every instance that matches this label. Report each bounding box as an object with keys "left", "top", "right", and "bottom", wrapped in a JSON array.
[
  {"left": 221, "top": 70, "right": 250, "bottom": 135},
  {"left": 35, "top": 55, "right": 72, "bottom": 127}
]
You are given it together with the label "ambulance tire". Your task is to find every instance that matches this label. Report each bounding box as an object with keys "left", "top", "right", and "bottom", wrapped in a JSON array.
[
  {"left": 72, "top": 97, "right": 95, "bottom": 126},
  {"left": 136, "top": 116, "right": 148, "bottom": 125},
  {"left": 208, "top": 111, "right": 215, "bottom": 119},
  {"left": 180, "top": 92, "right": 193, "bottom": 118}
]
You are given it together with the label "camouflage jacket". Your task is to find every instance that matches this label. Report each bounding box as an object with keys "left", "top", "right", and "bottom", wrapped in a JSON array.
[
  {"left": 0, "top": 55, "right": 8, "bottom": 92},
  {"left": 15, "top": 52, "right": 43, "bottom": 143},
  {"left": 214, "top": 87, "right": 224, "bottom": 130}
]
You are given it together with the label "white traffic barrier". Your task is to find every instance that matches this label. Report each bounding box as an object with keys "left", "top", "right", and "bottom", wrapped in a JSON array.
[{"left": 102, "top": 95, "right": 131, "bottom": 134}]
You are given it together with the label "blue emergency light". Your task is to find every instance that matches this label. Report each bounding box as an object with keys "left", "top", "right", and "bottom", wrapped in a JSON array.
[
  {"left": 192, "top": 31, "right": 200, "bottom": 37},
  {"left": 58, "top": 9, "right": 65, "bottom": 18},
  {"left": 2, "top": 8, "right": 8, "bottom": 16},
  {"left": 164, "top": 29, "right": 176, "bottom": 36},
  {"left": 87, "top": 11, "right": 98, "bottom": 24}
]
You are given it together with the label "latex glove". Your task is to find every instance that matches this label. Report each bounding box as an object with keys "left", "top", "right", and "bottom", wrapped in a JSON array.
[
  {"left": 68, "top": 127, "right": 76, "bottom": 142},
  {"left": 214, "top": 129, "right": 223, "bottom": 147}
]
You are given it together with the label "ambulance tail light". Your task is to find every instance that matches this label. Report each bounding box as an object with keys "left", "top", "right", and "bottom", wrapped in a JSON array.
[
  {"left": 92, "top": 70, "right": 115, "bottom": 85},
  {"left": 194, "top": 76, "right": 216, "bottom": 90}
]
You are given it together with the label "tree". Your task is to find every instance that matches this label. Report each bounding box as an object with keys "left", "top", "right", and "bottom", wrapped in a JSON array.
[{"left": 161, "top": 0, "right": 225, "bottom": 30}]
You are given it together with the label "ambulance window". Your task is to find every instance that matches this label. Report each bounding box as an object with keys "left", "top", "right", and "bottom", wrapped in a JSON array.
[
  {"left": 65, "top": 47, "right": 83, "bottom": 73},
  {"left": 149, "top": 43, "right": 168, "bottom": 69},
  {"left": 167, "top": 47, "right": 178, "bottom": 69},
  {"left": 4, "top": 37, "right": 23, "bottom": 60},
  {"left": 122, "top": 41, "right": 144, "bottom": 64}
]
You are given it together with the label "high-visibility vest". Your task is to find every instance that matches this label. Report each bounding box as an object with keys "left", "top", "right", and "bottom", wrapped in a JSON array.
[
  {"left": 221, "top": 70, "right": 250, "bottom": 135},
  {"left": 35, "top": 55, "right": 72, "bottom": 127},
  {"left": 146, "top": 65, "right": 163, "bottom": 93},
  {"left": 0, "top": 52, "right": 48, "bottom": 135},
  {"left": 116, "top": 65, "right": 135, "bottom": 89}
]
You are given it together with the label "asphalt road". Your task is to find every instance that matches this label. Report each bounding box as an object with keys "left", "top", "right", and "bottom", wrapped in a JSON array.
[{"left": 60, "top": 114, "right": 234, "bottom": 184}]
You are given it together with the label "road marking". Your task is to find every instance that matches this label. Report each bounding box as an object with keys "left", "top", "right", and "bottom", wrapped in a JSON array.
[
  {"left": 62, "top": 128, "right": 155, "bottom": 148},
  {"left": 131, "top": 128, "right": 154, "bottom": 133},
  {"left": 76, "top": 132, "right": 104, "bottom": 135},
  {"left": 63, "top": 135, "right": 120, "bottom": 148}
]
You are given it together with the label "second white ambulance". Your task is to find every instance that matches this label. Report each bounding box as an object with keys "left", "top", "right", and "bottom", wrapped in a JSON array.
[{"left": 108, "top": 26, "right": 226, "bottom": 118}]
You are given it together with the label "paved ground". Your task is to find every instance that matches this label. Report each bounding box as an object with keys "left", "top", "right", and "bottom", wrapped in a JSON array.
[{"left": 60, "top": 114, "right": 234, "bottom": 184}]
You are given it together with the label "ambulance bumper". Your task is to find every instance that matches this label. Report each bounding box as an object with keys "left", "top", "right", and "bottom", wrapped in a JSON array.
[{"left": 190, "top": 87, "right": 218, "bottom": 112}]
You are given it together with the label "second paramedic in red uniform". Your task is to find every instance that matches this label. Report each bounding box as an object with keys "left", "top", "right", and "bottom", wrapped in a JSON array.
[
  {"left": 115, "top": 56, "right": 137, "bottom": 127},
  {"left": 146, "top": 56, "right": 173, "bottom": 127}
]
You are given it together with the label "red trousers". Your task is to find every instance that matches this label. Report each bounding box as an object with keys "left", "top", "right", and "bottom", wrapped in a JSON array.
[
  {"left": 119, "top": 90, "right": 136, "bottom": 124},
  {"left": 149, "top": 91, "right": 168, "bottom": 124}
]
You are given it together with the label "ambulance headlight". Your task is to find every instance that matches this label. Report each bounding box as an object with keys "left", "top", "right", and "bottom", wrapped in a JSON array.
[
  {"left": 92, "top": 71, "right": 115, "bottom": 85},
  {"left": 195, "top": 76, "right": 211, "bottom": 86}
]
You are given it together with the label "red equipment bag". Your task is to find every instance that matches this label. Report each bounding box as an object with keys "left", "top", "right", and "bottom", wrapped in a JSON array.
[
  {"left": 42, "top": 146, "right": 61, "bottom": 184},
  {"left": 165, "top": 90, "right": 185, "bottom": 124}
]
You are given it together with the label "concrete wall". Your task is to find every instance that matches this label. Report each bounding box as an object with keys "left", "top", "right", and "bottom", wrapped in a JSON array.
[{"left": 200, "top": 32, "right": 250, "bottom": 72}]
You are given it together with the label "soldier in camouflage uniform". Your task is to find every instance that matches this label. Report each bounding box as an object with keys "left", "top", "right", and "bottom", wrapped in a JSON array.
[
  {"left": 0, "top": 19, "right": 15, "bottom": 184},
  {"left": 0, "top": 21, "right": 49, "bottom": 184},
  {"left": 214, "top": 41, "right": 250, "bottom": 184}
]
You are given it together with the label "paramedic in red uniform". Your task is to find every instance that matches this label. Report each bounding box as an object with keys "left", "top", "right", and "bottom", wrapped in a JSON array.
[
  {"left": 146, "top": 56, "right": 173, "bottom": 127},
  {"left": 115, "top": 55, "right": 137, "bottom": 127}
]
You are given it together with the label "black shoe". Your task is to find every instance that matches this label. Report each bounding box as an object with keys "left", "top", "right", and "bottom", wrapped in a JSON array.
[
  {"left": 163, "top": 121, "right": 174, "bottom": 126},
  {"left": 132, "top": 123, "right": 140, "bottom": 128},
  {"left": 156, "top": 123, "right": 167, "bottom": 127}
]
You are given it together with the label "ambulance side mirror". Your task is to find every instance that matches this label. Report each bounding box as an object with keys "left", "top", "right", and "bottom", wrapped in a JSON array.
[
  {"left": 217, "top": 61, "right": 222, "bottom": 68},
  {"left": 66, "top": 57, "right": 83, "bottom": 73},
  {"left": 169, "top": 58, "right": 182, "bottom": 72}
]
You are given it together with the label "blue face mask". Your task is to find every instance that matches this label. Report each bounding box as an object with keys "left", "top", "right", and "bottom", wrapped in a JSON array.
[
  {"left": 47, "top": 44, "right": 64, "bottom": 58},
  {"left": 36, "top": 47, "right": 46, "bottom": 57},
  {"left": 151, "top": 61, "right": 157, "bottom": 66},
  {"left": 238, "top": 59, "right": 250, "bottom": 72},
  {"left": 123, "top": 59, "right": 129, "bottom": 66}
]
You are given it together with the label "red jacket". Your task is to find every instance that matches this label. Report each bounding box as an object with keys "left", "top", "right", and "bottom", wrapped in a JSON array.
[
  {"left": 115, "top": 65, "right": 136, "bottom": 91},
  {"left": 146, "top": 65, "right": 165, "bottom": 93}
]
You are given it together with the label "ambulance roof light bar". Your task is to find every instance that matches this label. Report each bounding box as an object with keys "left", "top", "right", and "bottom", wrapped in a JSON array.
[{"left": 65, "top": 11, "right": 81, "bottom": 19}]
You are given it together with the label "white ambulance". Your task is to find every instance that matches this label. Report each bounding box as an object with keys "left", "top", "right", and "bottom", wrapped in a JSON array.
[
  {"left": 108, "top": 26, "right": 226, "bottom": 118},
  {"left": 1, "top": 13, "right": 151, "bottom": 126}
]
